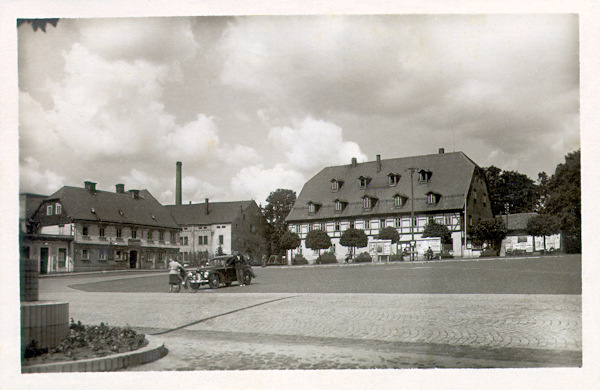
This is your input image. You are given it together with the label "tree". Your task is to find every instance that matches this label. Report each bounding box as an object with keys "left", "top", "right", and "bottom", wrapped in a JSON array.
[
  {"left": 304, "top": 230, "right": 332, "bottom": 262},
  {"left": 17, "top": 19, "right": 60, "bottom": 32},
  {"left": 279, "top": 231, "right": 301, "bottom": 260},
  {"left": 483, "top": 166, "right": 539, "bottom": 216},
  {"left": 422, "top": 222, "right": 452, "bottom": 244},
  {"left": 339, "top": 228, "right": 368, "bottom": 257},
  {"left": 525, "top": 214, "right": 560, "bottom": 254},
  {"left": 262, "top": 189, "right": 297, "bottom": 256},
  {"left": 544, "top": 150, "right": 581, "bottom": 253},
  {"left": 472, "top": 218, "right": 507, "bottom": 255},
  {"left": 376, "top": 226, "right": 400, "bottom": 244}
]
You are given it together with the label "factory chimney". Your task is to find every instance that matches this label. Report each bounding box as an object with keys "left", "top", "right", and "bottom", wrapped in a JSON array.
[{"left": 176, "top": 162, "right": 182, "bottom": 206}]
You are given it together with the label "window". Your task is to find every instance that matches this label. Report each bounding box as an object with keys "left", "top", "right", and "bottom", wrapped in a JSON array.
[
  {"left": 183, "top": 237, "right": 189, "bottom": 245},
  {"left": 331, "top": 180, "right": 339, "bottom": 191},
  {"left": 115, "top": 250, "right": 122, "bottom": 260},
  {"left": 55, "top": 203, "right": 62, "bottom": 214},
  {"left": 171, "top": 233, "right": 176, "bottom": 243},
  {"left": 308, "top": 203, "right": 315, "bottom": 213},
  {"left": 419, "top": 170, "right": 431, "bottom": 182},
  {"left": 335, "top": 222, "right": 340, "bottom": 231},
  {"left": 395, "top": 218, "right": 401, "bottom": 228},
  {"left": 219, "top": 235, "right": 224, "bottom": 245},
  {"left": 22, "top": 246, "right": 31, "bottom": 259},
  {"left": 427, "top": 193, "right": 438, "bottom": 204},
  {"left": 359, "top": 176, "right": 371, "bottom": 189},
  {"left": 99, "top": 227, "right": 105, "bottom": 237},
  {"left": 46, "top": 205, "right": 53, "bottom": 216},
  {"left": 116, "top": 228, "right": 122, "bottom": 238},
  {"left": 82, "top": 226, "right": 88, "bottom": 236},
  {"left": 147, "top": 230, "right": 153, "bottom": 240},
  {"left": 203, "top": 236, "right": 208, "bottom": 245},
  {"left": 365, "top": 219, "right": 370, "bottom": 229},
  {"left": 363, "top": 197, "right": 371, "bottom": 209},
  {"left": 388, "top": 173, "right": 400, "bottom": 186},
  {"left": 380, "top": 219, "right": 385, "bottom": 228},
  {"left": 99, "top": 248, "right": 107, "bottom": 260},
  {"left": 131, "top": 229, "right": 137, "bottom": 239},
  {"left": 445, "top": 215, "right": 452, "bottom": 225},
  {"left": 159, "top": 231, "right": 164, "bottom": 241},
  {"left": 320, "top": 223, "right": 325, "bottom": 230},
  {"left": 350, "top": 221, "right": 354, "bottom": 229},
  {"left": 82, "top": 249, "right": 89, "bottom": 260}
]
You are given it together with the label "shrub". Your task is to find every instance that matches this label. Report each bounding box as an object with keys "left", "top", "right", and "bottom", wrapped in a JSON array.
[
  {"left": 293, "top": 254, "right": 308, "bottom": 265},
  {"left": 354, "top": 252, "right": 372, "bottom": 263},
  {"left": 389, "top": 254, "right": 404, "bottom": 262},
  {"left": 479, "top": 249, "right": 497, "bottom": 258},
  {"left": 318, "top": 252, "right": 338, "bottom": 264},
  {"left": 440, "top": 250, "right": 453, "bottom": 259}
]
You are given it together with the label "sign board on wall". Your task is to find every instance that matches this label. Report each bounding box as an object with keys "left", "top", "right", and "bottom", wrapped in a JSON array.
[
  {"left": 368, "top": 239, "right": 394, "bottom": 259},
  {"left": 415, "top": 238, "right": 442, "bottom": 255}
]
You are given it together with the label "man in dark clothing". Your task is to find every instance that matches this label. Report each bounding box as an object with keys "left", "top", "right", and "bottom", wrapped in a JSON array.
[{"left": 235, "top": 254, "right": 245, "bottom": 286}]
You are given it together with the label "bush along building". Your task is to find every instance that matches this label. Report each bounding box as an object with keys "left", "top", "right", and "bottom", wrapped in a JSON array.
[
  {"left": 22, "top": 181, "right": 180, "bottom": 273},
  {"left": 285, "top": 149, "right": 493, "bottom": 263}
]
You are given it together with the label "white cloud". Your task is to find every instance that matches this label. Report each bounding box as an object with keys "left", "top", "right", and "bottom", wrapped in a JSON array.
[
  {"left": 268, "top": 116, "right": 367, "bottom": 171},
  {"left": 20, "top": 157, "right": 66, "bottom": 195},
  {"left": 230, "top": 164, "right": 306, "bottom": 204}
]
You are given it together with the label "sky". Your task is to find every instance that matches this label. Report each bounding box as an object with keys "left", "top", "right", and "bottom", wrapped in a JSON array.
[{"left": 18, "top": 14, "right": 580, "bottom": 206}]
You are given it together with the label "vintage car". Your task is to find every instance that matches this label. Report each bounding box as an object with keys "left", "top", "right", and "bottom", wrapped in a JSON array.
[{"left": 184, "top": 255, "right": 256, "bottom": 292}]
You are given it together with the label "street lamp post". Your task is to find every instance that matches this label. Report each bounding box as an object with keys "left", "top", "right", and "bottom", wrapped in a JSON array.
[{"left": 407, "top": 168, "right": 417, "bottom": 261}]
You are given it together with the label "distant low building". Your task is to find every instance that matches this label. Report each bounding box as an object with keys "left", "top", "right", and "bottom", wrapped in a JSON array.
[
  {"left": 500, "top": 212, "right": 561, "bottom": 255},
  {"left": 22, "top": 181, "right": 180, "bottom": 274},
  {"left": 166, "top": 199, "right": 268, "bottom": 265},
  {"left": 285, "top": 150, "right": 493, "bottom": 262}
]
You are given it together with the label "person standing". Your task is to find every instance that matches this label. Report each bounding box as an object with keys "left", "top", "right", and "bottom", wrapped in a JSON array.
[
  {"left": 235, "top": 254, "right": 245, "bottom": 286},
  {"left": 168, "top": 258, "right": 184, "bottom": 292}
]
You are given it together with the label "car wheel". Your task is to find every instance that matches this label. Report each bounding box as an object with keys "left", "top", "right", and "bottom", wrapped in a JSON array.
[
  {"left": 243, "top": 271, "right": 252, "bottom": 285},
  {"left": 187, "top": 279, "right": 199, "bottom": 293},
  {"left": 208, "top": 273, "right": 220, "bottom": 289}
]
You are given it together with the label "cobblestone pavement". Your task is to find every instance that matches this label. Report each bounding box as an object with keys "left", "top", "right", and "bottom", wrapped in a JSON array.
[{"left": 40, "top": 287, "right": 581, "bottom": 369}]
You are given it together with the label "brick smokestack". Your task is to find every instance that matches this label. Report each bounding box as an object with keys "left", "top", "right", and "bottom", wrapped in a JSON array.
[
  {"left": 205, "top": 198, "right": 209, "bottom": 215},
  {"left": 376, "top": 154, "right": 382, "bottom": 172},
  {"left": 176, "top": 161, "right": 182, "bottom": 206}
]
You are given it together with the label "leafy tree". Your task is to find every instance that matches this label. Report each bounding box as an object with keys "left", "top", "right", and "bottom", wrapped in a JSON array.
[
  {"left": 472, "top": 218, "right": 507, "bottom": 255},
  {"left": 525, "top": 214, "right": 560, "bottom": 254},
  {"left": 339, "top": 228, "right": 368, "bottom": 256},
  {"left": 17, "top": 19, "right": 60, "bottom": 32},
  {"left": 279, "top": 231, "right": 301, "bottom": 260},
  {"left": 544, "top": 149, "right": 581, "bottom": 253},
  {"left": 262, "top": 189, "right": 297, "bottom": 256},
  {"left": 422, "top": 222, "right": 452, "bottom": 244},
  {"left": 376, "top": 226, "right": 400, "bottom": 244},
  {"left": 304, "top": 229, "right": 332, "bottom": 262},
  {"left": 483, "top": 166, "right": 539, "bottom": 216}
]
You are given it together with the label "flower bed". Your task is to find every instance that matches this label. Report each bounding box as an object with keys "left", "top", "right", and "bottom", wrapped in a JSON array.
[{"left": 23, "top": 319, "right": 148, "bottom": 366}]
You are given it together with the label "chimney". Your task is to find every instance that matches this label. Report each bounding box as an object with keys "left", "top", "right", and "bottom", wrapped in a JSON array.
[
  {"left": 84, "top": 181, "right": 96, "bottom": 193},
  {"left": 376, "top": 154, "right": 382, "bottom": 172},
  {"left": 115, "top": 183, "right": 125, "bottom": 194},
  {"left": 439, "top": 148, "right": 445, "bottom": 154},
  {"left": 129, "top": 189, "right": 140, "bottom": 200},
  {"left": 176, "top": 161, "right": 182, "bottom": 206},
  {"left": 205, "top": 198, "right": 209, "bottom": 215},
  {"left": 351, "top": 157, "right": 357, "bottom": 167}
]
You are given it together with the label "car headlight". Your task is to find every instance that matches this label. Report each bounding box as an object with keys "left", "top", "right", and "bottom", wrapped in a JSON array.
[{"left": 203, "top": 271, "right": 209, "bottom": 278}]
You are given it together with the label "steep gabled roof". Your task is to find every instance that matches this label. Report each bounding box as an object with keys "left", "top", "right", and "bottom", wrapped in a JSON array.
[
  {"left": 40, "top": 187, "right": 179, "bottom": 228},
  {"left": 165, "top": 200, "right": 255, "bottom": 226},
  {"left": 286, "top": 151, "right": 477, "bottom": 222}
]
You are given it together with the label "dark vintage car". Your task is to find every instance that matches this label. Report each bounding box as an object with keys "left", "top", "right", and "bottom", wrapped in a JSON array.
[{"left": 184, "top": 255, "right": 256, "bottom": 292}]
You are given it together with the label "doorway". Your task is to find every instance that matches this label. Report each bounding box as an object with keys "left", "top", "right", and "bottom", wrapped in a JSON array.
[
  {"left": 40, "top": 247, "right": 49, "bottom": 274},
  {"left": 129, "top": 250, "right": 138, "bottom": 269}
]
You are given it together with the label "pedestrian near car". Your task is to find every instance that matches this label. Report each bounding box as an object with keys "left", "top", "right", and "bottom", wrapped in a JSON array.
[
  {"left": 235, "top": 254, "right": 245, "bottom": 286},
  {"left": 168, "top": 258, "right": 184, "bottom": 292}
]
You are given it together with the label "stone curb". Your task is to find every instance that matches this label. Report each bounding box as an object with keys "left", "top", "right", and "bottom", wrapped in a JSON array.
[{"left": 21, "top": 335, "right": 168, "bottom": 373}]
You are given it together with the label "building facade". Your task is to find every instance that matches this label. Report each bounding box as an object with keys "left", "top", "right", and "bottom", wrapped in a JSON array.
[
  {"left": 166, "top": 199, "right": 268, "bottom": 265},
  {"left": 22, "top": 182, "right": 180, "bottom": 273},
  {"left": 500, "top": 212, "right": 561, "bottom": 255},
  {"left": 285, "top": 150, "right": 493, "bottom": 262}
]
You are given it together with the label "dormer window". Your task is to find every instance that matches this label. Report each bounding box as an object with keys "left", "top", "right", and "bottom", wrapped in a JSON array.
[
  {"left": 362, "top": 196, "right": 376, "bottom": 209},
  {"left": 358, "top": 176, "right": 372, "bottom": 189},
  {"left": 331, "top": 179, "right": 344, "bottom": 192},
  {"left": 427, "top": 191, "right": 441, "bottom": 205},
  {"left": 419, "top": 169, "right": 432, "bottom": 183},
  {"left": 307, "top": 201, "right": 321, "bottom": 214},
  {"left": 334, "top": 199, "right": 347, "bottom": 212},
  {"left": 46, "top": 205, "right": 53, "bottom": 216},
  {"left": 394, "top": 194, "right": 408, "bottom": 207},
  {"left": 388, "top": 173, "right": 401, "bottom": 186}
]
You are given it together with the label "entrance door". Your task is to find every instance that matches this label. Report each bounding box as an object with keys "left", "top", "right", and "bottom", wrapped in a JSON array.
[
  {"left": 129, "top": 250, "right": 138, "bottom": 269},
  {"left": 40, "top": 247, "right": 49, "bottom": 274}
]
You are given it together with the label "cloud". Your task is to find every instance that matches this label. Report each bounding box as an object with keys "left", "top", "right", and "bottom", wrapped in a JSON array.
[
  {"left": 230, "top": 164, "right": 306, "bottom": 204},
  {"left": 268, "top": 116, "right": 367, "bottom": 171},
  {"left": 20, "top": 157, "right": 66, "bottom": 195}
]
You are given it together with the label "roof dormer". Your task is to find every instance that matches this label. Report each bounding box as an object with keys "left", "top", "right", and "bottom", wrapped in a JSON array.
[
  {"left": 361, "top": 195, "right": 377, "bottom": 210},
  {"left": 330, "top": 178, "right": 344, "bottom": 192},
  {"left": 388, "top": 172, "right": 401, "bottom": 186},
  {"left": 333, "top": 198, "right": 348, "bottom": 213},
  {"left": 393, "top": 193, "right": 409, "bottom": 208},
  {"left": 426, "top": 191, "right": 441, "bottom": 205},
  {"left": 418, "top": 169, "right": 432, "bottom": 183},
  {"left": 358, "top": 175, "right": 372, "bottom": 189},
  {"left": 307, "top": 201, "right": 322, "bottom": 215}
]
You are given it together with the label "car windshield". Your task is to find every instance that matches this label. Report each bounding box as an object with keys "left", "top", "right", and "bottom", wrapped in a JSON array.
[{"left": 209, "top": 258, "right": 227, "bottom": 267}]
